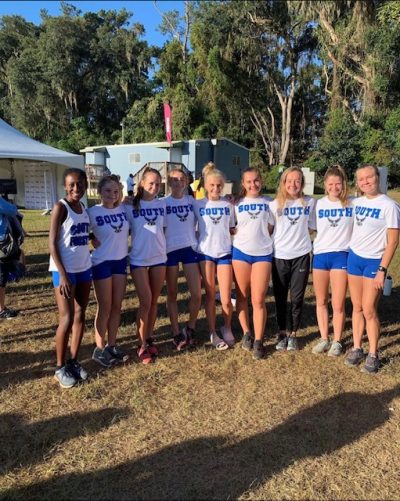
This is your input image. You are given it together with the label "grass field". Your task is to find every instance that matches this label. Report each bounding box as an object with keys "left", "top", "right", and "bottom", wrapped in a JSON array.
[{"left": 1, "top": 193, "right": 400, "bottom": 500}]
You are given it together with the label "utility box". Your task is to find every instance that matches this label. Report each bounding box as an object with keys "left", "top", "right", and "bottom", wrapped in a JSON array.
[
  {"left": 302, "top": 167, "right": 315, "bottom": 195},
  {"left": 378, "top": 166, "right": 388, "bottom": 194}
]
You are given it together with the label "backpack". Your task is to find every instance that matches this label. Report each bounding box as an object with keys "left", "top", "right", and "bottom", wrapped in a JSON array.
[{"left": 0, "top": 213, "right": 24, "bottom": 260}]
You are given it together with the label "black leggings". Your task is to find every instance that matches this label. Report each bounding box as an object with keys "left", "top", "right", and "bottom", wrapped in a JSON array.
[{"left": 272, "top": 253, "right": 310, "bottom": 333}]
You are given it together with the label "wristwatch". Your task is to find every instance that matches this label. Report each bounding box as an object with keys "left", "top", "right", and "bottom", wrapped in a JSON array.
[{"left": 377, "top": 265, "right": 387, "bottom": 275}]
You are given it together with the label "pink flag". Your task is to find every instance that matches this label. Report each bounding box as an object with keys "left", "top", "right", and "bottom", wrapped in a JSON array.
[{"left": 163, "top": 102, "right": 172, "bottom": 144}]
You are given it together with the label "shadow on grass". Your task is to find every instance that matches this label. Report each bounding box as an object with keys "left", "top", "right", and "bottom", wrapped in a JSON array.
[
  {"left": 0, "top": 326, "right": 57, "bottom": 345},
  {"left": 0, "top": 349, "right": 56, "bottom": 391},
  {"left": 0, "top": 407, "right": 129, "bottom": 475},
  {"left": 4, "top": 386, "right": 398, "bottom": 500}
]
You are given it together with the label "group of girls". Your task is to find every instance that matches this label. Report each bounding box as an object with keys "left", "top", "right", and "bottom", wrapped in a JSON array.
[{"left": 49, "top": 161, "right": 399, "bottom": 388}]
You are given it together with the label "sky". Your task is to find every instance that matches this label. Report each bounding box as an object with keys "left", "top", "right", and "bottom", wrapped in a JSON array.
[{"left": 0, "top": 0, "right": 185, "bottom": 47}]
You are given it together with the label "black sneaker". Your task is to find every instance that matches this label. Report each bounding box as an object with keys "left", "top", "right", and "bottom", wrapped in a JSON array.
[
  {"left": 0, "top": 308, "right": 18, "bottom": 319},
  {"left": 105, "top": 345, "right": 129, "bottom": 363},
  {"left": 241, "top": 332, "right": 254, "bottom": 351},
  {"left": 252, "top": 340, "right": 264, "bottom": 360},
  {"left": 92, "top": 347, "right": 116, "bottom": 368},
  {"left": 66, "top": 359, "right": 88, "bottom": 381}
]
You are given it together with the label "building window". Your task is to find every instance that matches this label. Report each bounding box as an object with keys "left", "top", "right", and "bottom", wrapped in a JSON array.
[
  {"left": 232, "top": 156, "right": 240, "bottom": 166},
  {"left": 129, "top": 153, "right": 141, "bottom": 164}
]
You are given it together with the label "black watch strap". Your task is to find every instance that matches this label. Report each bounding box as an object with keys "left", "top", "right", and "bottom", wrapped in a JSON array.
[{"left": 378, "top": 265, "right": 387, "bottom": 274}]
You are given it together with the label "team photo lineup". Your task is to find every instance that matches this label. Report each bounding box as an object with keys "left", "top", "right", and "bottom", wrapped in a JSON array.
[{"left": 11, "top": 160, "right": 395, "bottom": 388}]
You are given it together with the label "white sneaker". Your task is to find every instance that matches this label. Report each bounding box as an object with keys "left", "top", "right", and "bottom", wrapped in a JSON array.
[
  {"left": 327, "top": 340, "right": 342, "bottom": 357},
  {"left": 220, "top": 326, "right": 235, "bottom": 347},
  {"left": 210, "top": 332, "right": 229, "bottom": 351},
  {"left": 312, "top": 339, "right": 331, "bottom": 354}
]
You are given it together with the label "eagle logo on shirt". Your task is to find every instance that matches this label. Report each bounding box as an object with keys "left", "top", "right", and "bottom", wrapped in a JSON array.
[
  {"left": 110, "top": 221, "right": 123, "bottom": 233},
  {"left": 210, "top": 215, "right": 222, "bottom": 225},
  {"left": 248, "top": 210, "right": 261, "bottom": 220},
  {"left": 327, "top": 216, "right": 341, "bottom": 227},
  {"left": 144, "top": 215, "right": 158, "bottom": 226},
  {"left": 355, "top": 214, "right": 367, "bottom": 226},
  {"left": 176, "top": 207, "right": 190, "bottom": 222},
  {"left": 287, "top": 214, "right": 300, "bottom": 225}
]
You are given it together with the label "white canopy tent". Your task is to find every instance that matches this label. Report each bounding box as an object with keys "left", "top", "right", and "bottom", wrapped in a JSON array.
[{"left": 0, "top": 118, "right": 84, "bottom": 208}]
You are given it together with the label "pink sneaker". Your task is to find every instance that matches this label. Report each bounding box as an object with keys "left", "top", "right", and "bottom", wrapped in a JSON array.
[{"left": 137, "top": 346, "right": 154, "bottom": 364}]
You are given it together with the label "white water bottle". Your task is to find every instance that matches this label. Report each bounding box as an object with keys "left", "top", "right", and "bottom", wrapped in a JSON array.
[{"left": 383, "top": 276, "right": 392, "bottom": 296}]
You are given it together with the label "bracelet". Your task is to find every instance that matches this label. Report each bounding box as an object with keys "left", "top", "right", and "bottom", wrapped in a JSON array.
[{"left": 377, "top": 265, "right": 387, "bottom": 275}]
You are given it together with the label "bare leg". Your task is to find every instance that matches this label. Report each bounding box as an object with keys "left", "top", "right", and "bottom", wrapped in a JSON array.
[
  {"left": 107, "top": 274, "right": 127, "bottom": 346},
  {"left": 250, "top": 262, "right": 271, "bottom": 341},
  {"left": 348, "top": 274, "right": 365, "bottom": 349},
  {"left": 54, "top": 286, "right": 74, "bottom": 366},
  {"left": 200, "top": 260, "right": 217, "bottom": 333},
  {"left": 182, "top": 262, "right": 202, "bottom": 330},
  {"left": 70, "top": 281, "right": 91, "bottom": 360},
  {"left": 216, "top": 264, "right": 233, "bottom": 330},
  {"left": 131, "top": 268, "right": 152, "bottom": 346},
  {"left": 361, "top": 277, "right": 381, "bottom": 355},
  {"left": 93, "top": 278, "right": 112, "bottom": 349},
  {"left": 313, "top": 269, "right": 330, "bottom": 340},
  {"left": 330, "top": 270, "right": 347, "bottom": 342},
  {"left": 232, "top": 260, "right": 251, "bottom": 335},
  {"left": 166, "top": 265, "right": 180, "bottom": 335},
  {"left": 147, "top": 265, "right": 166, "bottom": 338}
]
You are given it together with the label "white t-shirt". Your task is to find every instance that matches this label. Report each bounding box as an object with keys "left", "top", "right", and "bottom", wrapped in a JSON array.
[
  {"left": 312, "top": 197, "right": 354, "bottom": 254},
  {"left": 49, "top": 199, "right": 91, "bottom": 273},
  {"left": 87, "top": 204, "right": 129, "bottom": 266},
  {"left": 125, "top": 199, "right": 167, "bottom": 266},
  {"left": 269, "top": 196, "right": 316, "bottom": 259},
  {"left": 233, "top": 196, "right": 274, "bottom": 256},
  {"left": 164, "top": 194, "right": 197, "bottom": 253},
  {"left": 349, "top": 194, "right": 400, "bottom": 259},
  {"left": 194, "top": 198, "right": 235, "bottom": 258}
]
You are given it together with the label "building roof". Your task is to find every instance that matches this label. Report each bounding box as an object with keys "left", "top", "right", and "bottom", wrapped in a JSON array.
[
  {"left": 81, "top": 138, "right": 249, "bottom": 153},
  {"left": 0, "top": 118, "right": 84, "bottom": 168}
]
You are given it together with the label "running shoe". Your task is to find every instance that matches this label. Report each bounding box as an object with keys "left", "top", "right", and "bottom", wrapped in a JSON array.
[
  {"left": 252, "top": 340, "right": 264, "bottom": 360},
  {"left": 0, "top": 308, "right": 18, "bottom": 319},
  {"left": 92, "top": 347, "right": 116, "bottom": 368},
  {"left": 276, "top": 334, "right": 288, "bottom": 351},
  {"left": 241, "top": 332, "right": 254, "bottom": 351},
  {"left": 312, "top": 339, "right": 331, "bottom": 354},
  {"left": 287, "top": 336, "right": 298, "bottom": 351},
  {"left": 327, "top": 341, "right": 342, "bottom": 357},
  {"left": 137, "top": 345, "right": 154, "bottom": 364},
  {"left": 147, "top": 337, "right": 158, "bottom": 356},
  {"left": 344, "top": 348, "right": 365, "bottom": 367},
  {"left": 66, "top": 359, "right": 88, "bottom": 381},
  {"left": 361, "top": 353, "right": 380, "bottom": 374},
  {"left": 54, "top": 366, "right": 77, "bottom": 389},
  {"left": 105, "top": 345, "right": 129, "bottom": 363}
]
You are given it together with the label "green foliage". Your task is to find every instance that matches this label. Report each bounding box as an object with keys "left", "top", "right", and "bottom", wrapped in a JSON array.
[
  {"left": 0, "top": 7, "right": 154, "bottom": 146},
  {"left": 305, "top": 108, "right": 361, "bottom": 176},
  {"left": 263, "top": 165, "right": 284, "bottom": 193}
]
